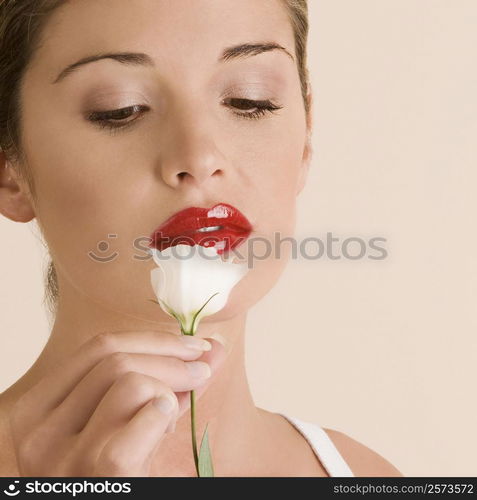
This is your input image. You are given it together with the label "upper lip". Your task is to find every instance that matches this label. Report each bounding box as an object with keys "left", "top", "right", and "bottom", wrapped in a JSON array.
[{"left": 148, "top": 202, "right": 253, "bottom": 249}]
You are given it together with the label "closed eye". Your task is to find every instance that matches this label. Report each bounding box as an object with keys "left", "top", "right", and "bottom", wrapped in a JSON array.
[
  {"left": 87, "top": 104, "right": 149, "bottom": 132},
  {"left": 87, "top": 97, "right": 283, "bottom": 134},
  {"left": 222, "top": 97, "right": 283, "bottom": 120}
]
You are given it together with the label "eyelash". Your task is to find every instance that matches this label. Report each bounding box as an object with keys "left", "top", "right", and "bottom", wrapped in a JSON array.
[{"left": 87, "top": 98, "right": 283, "bottom": 133}]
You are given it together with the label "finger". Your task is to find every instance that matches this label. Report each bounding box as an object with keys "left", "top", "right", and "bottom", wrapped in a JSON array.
[
  {"left": 78, "top": 373, "right": 179, "bottom": 455},
  {"left": 94, "top": 392, "right": 179, "bottom": 477},
  {"left": 78, "top": 337, "right": 227, "bottom": 448},
  {"left": 46, "top": 351, "right": 212, "bottom": 435},
  {"left": 12, "top": 330, "right": 211, "bottom": 436}
]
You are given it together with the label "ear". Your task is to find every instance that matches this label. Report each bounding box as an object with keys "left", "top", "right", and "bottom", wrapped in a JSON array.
[
  {"left": 0, "top": 150, "right": 36, "bottom": 222},
  {"left": 296, "top": 88, "right": 314, "bottom": 196}
]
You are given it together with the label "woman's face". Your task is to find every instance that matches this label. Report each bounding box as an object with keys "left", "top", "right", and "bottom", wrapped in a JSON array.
[{"left": 18, "top": 0, "right": 311, "bottom": 322}]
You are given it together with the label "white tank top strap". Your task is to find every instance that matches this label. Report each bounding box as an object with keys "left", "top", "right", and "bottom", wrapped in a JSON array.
[{"left": 279, "top": 413, "right": 355, "bottom": 477}]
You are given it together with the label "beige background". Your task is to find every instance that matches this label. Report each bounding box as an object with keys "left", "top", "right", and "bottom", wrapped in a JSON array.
[{"left": 1, "top": 1, "right": 475, "bottom": 476}]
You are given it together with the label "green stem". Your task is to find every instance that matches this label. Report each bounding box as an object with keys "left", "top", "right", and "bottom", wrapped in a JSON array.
[{"left": 181, "top": 325, "right": 200, "bottom": 476}]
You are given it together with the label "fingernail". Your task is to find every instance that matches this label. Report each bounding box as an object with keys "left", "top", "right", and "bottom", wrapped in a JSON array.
[
  {"left": 185, "top": 360, "right": 211, "bottom": 379},
  {"left": 208, "top": 333, "right": 228, "bottom": 349},
  {"left": 180, "top": 335, "right": 212, "bottom": 351},
  {"left": 153, "top": 393, "right": 175, "bottom": 415}
]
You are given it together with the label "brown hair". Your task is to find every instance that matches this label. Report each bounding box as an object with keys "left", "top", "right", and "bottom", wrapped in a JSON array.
[{"left": 0, "top": 0, "right": 310, "bottom": 318}]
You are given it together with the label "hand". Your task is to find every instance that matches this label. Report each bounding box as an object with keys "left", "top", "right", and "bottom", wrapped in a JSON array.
[{"left": 8, "top": 330, "right": 227, "bottom": 476}]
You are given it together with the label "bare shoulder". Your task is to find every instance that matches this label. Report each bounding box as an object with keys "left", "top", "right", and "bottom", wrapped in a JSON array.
[{"left": 322, "top": 427, "right": 403, "bottom": 477}]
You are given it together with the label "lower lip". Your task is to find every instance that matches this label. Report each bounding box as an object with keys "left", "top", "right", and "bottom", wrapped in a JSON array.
[{"left": 152, "top": 225, "right": 250, "bottom": 254}]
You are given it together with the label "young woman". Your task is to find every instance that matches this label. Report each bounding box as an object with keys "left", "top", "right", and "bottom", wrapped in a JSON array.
[{"left": 0, "top": 0, "right": 402, "bottom": 477}]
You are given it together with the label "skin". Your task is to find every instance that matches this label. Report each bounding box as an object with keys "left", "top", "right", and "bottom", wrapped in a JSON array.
[{"left": 0, "top": 0, "right": 402, "bottom": 476}]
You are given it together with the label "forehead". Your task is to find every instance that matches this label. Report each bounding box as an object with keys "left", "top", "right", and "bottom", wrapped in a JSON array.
[{"left": 33, "top": 0, "right": 294, "bottom": 77}]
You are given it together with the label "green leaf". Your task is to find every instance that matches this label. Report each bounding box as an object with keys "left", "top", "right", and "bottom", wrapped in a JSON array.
[{"left": 198, "top": 422, "right": 215, "bottom": 477}]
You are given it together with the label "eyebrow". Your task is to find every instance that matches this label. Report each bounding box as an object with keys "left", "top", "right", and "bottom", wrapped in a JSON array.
[{"left": 51, "top": 42, "right": 295, "bottom": 84}]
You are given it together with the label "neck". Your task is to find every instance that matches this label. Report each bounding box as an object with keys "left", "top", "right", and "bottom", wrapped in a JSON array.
[{"left": 4, "top": 280, "right": 267, "bottom": 476}]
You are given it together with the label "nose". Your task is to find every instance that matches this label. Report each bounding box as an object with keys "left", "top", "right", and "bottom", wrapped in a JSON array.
[{"left": 157, "top": 113, "right": 225, "bottom": 189}]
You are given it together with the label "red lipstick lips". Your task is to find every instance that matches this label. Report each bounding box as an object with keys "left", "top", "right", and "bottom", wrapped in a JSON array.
[{"left": 148, "top": 202, "right": 252, "bottom": 254}]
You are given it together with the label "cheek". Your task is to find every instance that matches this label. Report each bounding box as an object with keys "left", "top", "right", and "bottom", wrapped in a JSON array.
[
  {"left": 25, "top": 133, "right": 125, "bottom": 252},
  {"left": 22, "top": 123, "right": 156, "bottom": 310},
  {"left": 233, "top": 109, "right": 307, "bottom": 241}
]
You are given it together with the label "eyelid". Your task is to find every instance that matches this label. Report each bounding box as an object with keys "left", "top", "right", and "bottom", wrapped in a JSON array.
[
  {"left": 221, "top": 84, "right": 273, "bottom": 101},
  {"left": 86, "top": 87, "right": 151, "bottom": 105},
  {"left": 87, "top": 104, "right": 148, "bottom": 120}
]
